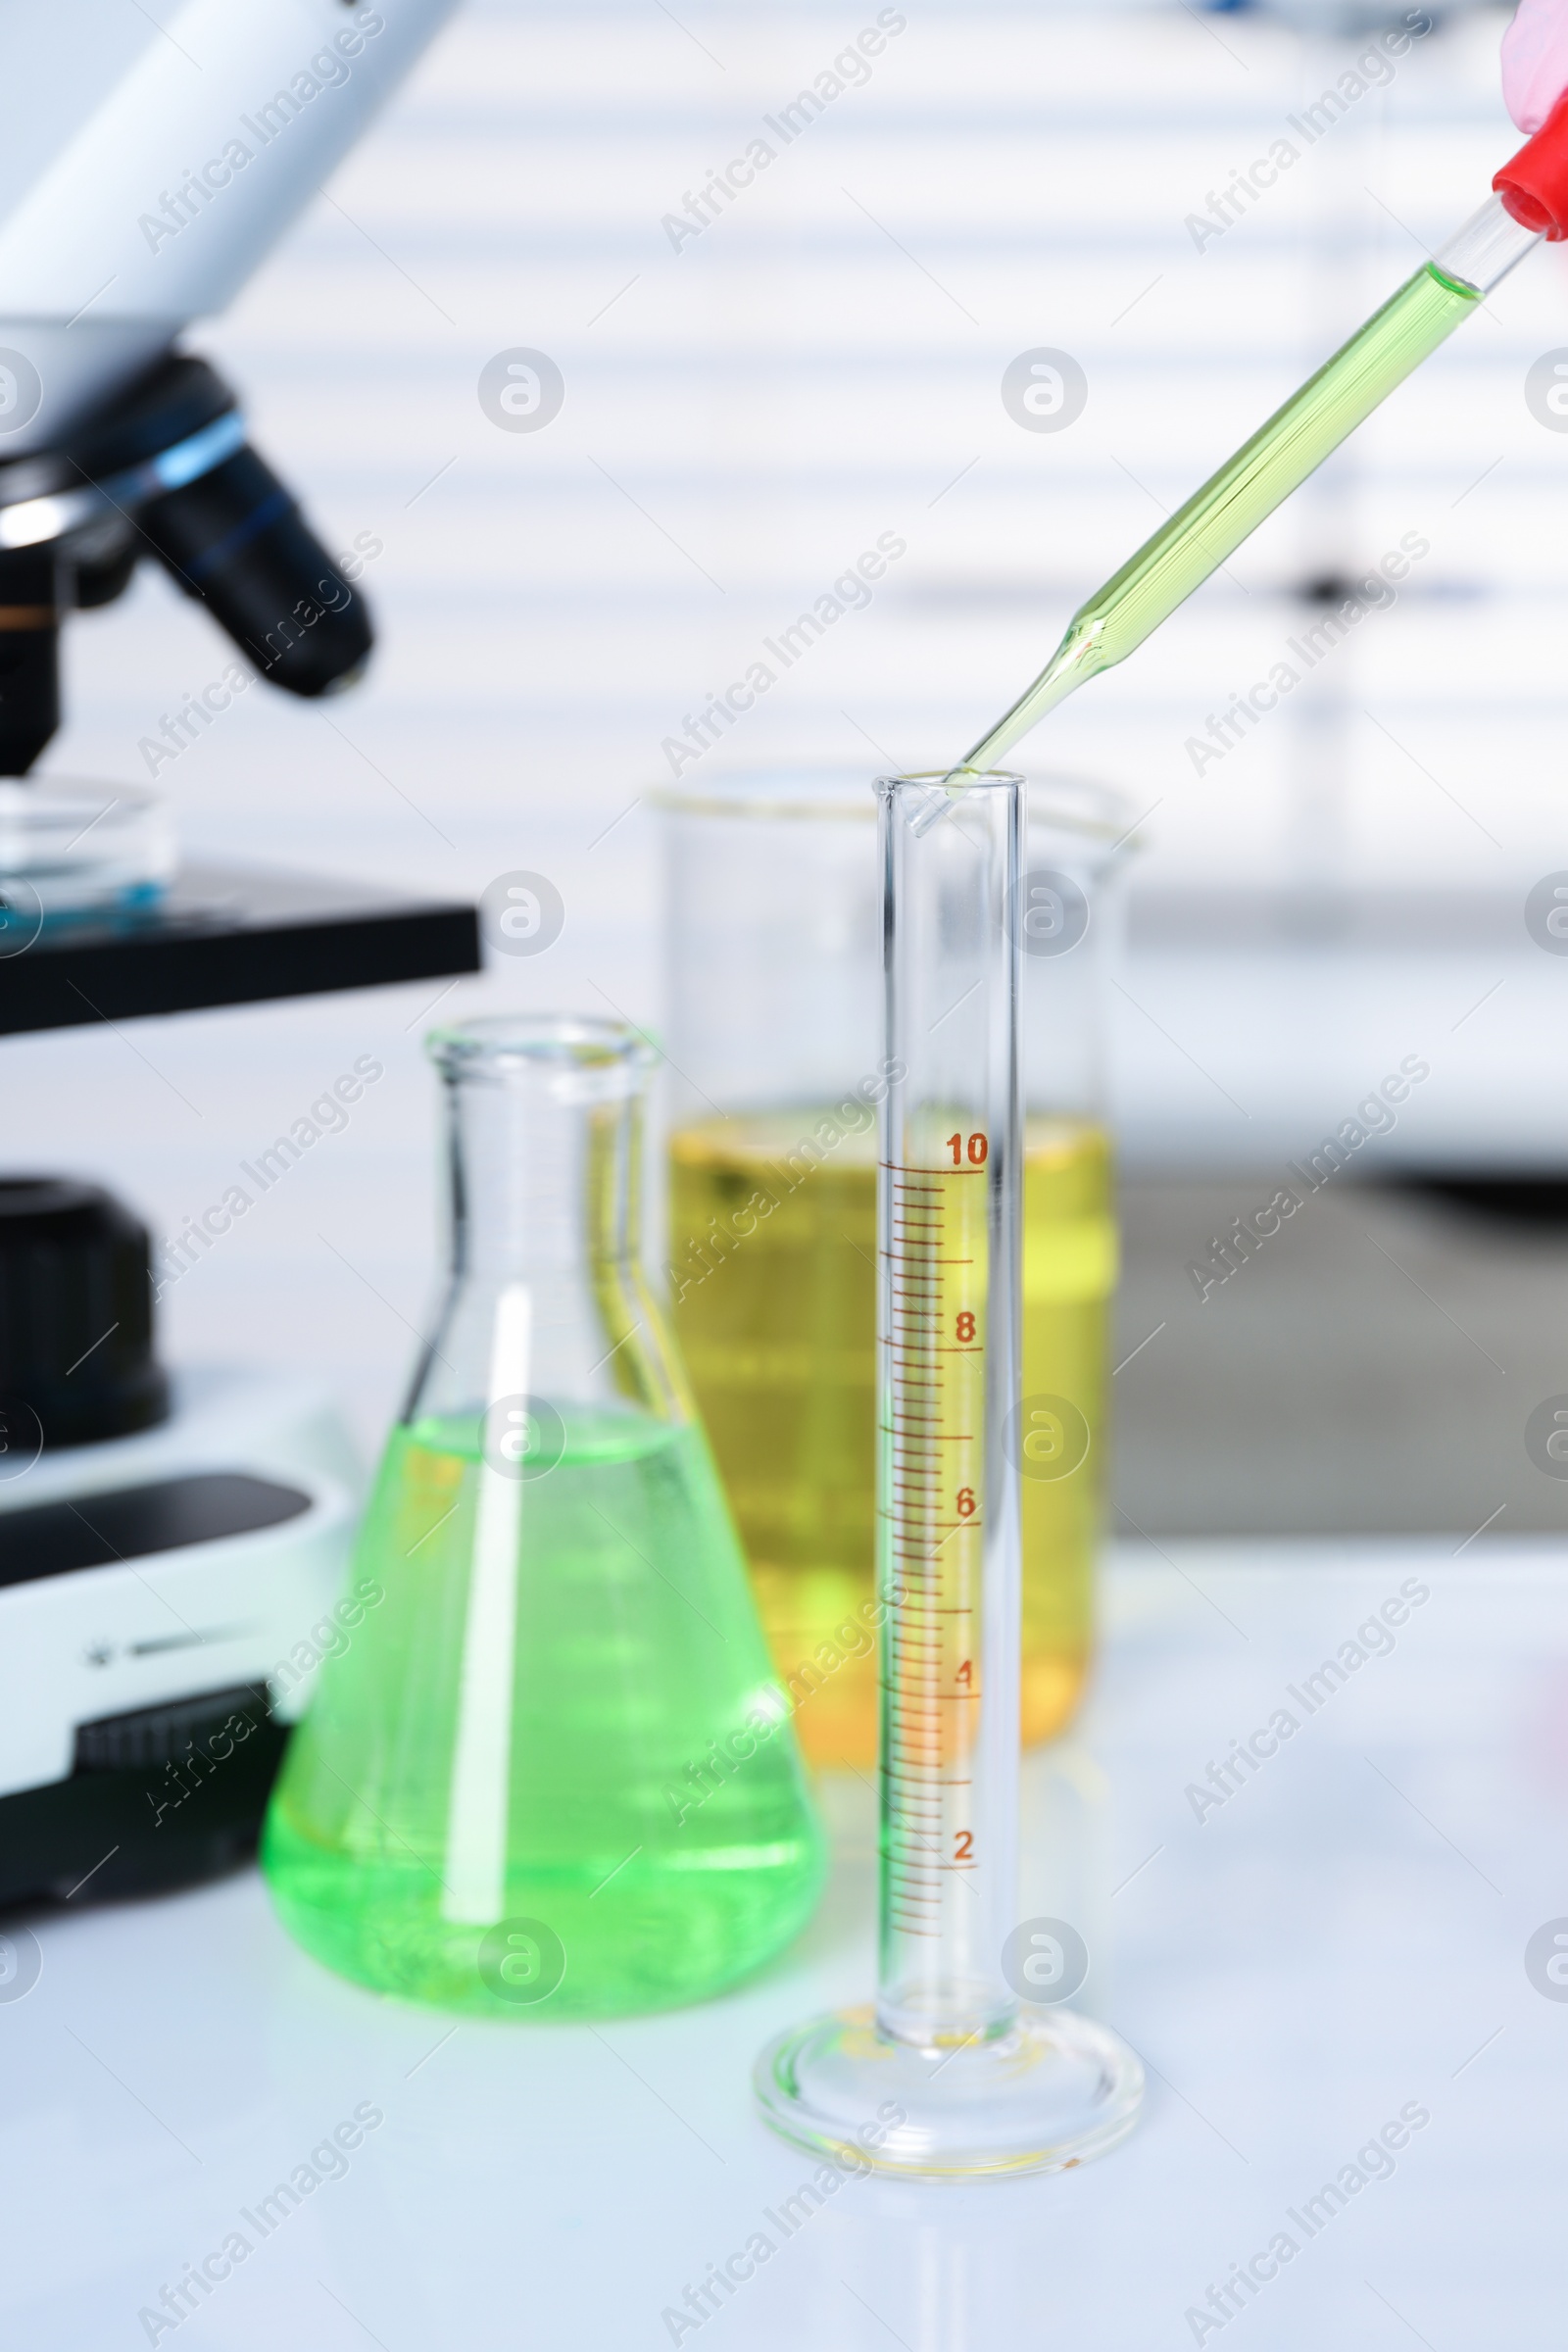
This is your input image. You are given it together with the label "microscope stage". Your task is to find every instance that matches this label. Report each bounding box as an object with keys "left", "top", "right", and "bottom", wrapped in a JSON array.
[{"left": 0, "top": 861, "right": 480, "bottom": 1034}]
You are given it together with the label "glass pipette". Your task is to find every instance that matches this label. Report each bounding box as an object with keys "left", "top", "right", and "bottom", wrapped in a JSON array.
[
  {"left": 954, "top": 93, "right": 1568, "bottom": 781},
  {"left": 755, "top": 771, "right": 1142, "bottom": 2177}
]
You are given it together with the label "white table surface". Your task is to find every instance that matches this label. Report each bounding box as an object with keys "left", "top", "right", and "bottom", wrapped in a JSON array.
[{"left": 5, "top": 1540, "right": 1565, "bottom": 2350}]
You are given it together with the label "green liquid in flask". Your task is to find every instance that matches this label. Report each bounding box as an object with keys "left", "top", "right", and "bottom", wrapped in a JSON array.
[
  {"left": 264, "top": 1407, "right": 826, "bottom": 2019},
  {"left": 965, "top": 262, "right": 1480, "bottom": 770}
]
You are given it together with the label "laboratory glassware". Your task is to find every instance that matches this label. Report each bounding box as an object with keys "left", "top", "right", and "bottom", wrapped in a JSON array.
[
  {"left": 956, "top": 97, "right": 1568, "bottom": 777},
  {"left": 658, "top": 773, "right": 884, "bottom": 1768},
  {"left": 755, "top": 774, "right": 1142, "bottom": 2177},
  {"left": 0, "top": 781, "right": 172, "bottom": 929},
  {"left": 264, "top": 1014, "right": 825, "bottom": 2019},
  {"left": 658, "top": 773, "right": 1130, "bottom": 1764}
]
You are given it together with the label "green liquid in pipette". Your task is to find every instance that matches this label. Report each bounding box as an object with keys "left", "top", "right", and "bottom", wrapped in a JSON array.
[{"left": 963, "top": 260, "right": 1480, "bottom": 770}]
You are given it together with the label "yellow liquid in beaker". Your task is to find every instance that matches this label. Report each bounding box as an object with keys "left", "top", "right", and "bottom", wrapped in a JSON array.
[{"left": 669, "top": 1112, "right": 1114, "bottom": 1764}]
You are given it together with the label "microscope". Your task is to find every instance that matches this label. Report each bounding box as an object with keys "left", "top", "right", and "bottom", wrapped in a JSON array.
[
  {"left": 0, "top": 0, "right": 466, "bottom": 1908},
  {"left": 0, "top": 0, "right": 458, "bottom": 818}
]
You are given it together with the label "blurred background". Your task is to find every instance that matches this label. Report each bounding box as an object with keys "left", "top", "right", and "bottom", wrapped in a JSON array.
[{"left": 15, "top": 0, "right": 1568, "bottom": 1539}]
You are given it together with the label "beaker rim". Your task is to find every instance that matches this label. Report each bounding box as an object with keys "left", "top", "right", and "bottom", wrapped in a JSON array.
[
  {"left": 650, "top": 765, "right": 1138, "bottom": 843},
  {"left": 650, "top": 768, "right": 879, "bottom": 821},
  {"left": 426, "top": 1013, "right": 658, "bottom": 1074}
]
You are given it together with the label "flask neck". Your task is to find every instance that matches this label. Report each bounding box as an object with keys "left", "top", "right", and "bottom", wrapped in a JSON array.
[
  {"left": 413, "top": 1017, "right": 683, "bottom": 1437},
  {"left": 447, "top": 1063, "right": 641, "bottom": 1281}
]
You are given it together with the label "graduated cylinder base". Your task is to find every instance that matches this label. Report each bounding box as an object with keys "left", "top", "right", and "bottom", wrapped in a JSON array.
[{"left": 754, "top": 2003, "right": 1143, "bottom": 2180}]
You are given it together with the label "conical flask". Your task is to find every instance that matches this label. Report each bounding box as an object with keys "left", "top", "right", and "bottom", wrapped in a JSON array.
[{"left": 263, "top": 1014, "right": 826, "bottom": 2018}]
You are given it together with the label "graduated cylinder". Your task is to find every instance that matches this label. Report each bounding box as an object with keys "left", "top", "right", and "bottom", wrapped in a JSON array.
[{"left": 876, "top": 771, "right": 1023, "bottom": 2048}]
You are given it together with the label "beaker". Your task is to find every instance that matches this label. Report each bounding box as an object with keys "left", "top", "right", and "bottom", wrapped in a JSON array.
[
  {"left": 658, "top": 774, "right": 883, "bottom": 1769},
  {"left": 657, "top": 773, "right": 1128, "bottom": 1764},
  {"left": 263, "top": 1014, "right": 826, "bottom": 2019}
]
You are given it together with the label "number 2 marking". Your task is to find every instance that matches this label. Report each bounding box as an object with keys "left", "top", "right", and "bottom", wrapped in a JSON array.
[{"left": 954, "top": 1831, "right": 973, "bottom": 1861}]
